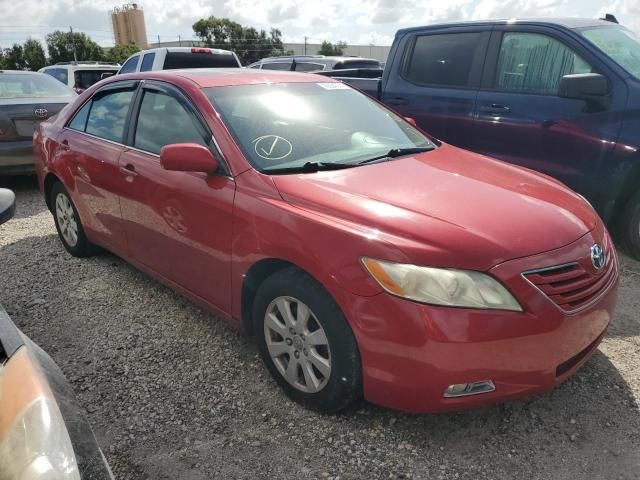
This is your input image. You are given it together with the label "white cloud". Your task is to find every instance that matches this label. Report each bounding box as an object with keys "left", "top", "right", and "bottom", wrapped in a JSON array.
[{"left": 0, "top": 0, "right": 638, "bottom": 49}]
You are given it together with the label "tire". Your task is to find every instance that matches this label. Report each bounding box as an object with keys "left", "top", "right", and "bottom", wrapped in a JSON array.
[
  {"left": 50, "top": 182, "right": 93, "bottom": 257},
  {"left": 620, "top": 190, "right": 640, "bottom": 260},
  {"left": 253, "top": 267, "right": 362, "bottom": 413}
]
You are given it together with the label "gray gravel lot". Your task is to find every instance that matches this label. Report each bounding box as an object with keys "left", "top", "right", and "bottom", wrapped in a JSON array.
[{"left": 1, "top": 177, "right": 639, "bottom": 480}]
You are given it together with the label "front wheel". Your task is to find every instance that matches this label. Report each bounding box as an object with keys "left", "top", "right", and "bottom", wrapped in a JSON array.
[
  {"left": 620, "top": 190, "right": 640, "bottom": 260},
  {"left": 51, "top": 182, "right": 93, "bottom": 257},
  {"left": 253, "top": 267, "right": 362, "bottom": 413}
]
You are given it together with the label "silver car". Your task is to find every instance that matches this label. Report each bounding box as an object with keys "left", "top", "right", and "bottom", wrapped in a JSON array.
[{"left": 0, "top": 71, "right": 75, "bottom": 175}]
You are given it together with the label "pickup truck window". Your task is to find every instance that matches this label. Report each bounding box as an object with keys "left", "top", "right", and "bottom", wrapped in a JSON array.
[
  {"left": 405, "top": 33, "right": 482, "bottom": 87},
  {"left": 495, "top": 32, "right": 591, "bottom": 95},
  {"left": 119, "top": 55, "right": 139, "bottom": 74},
  {"left": 582, "top": 26, "right": 640, "bottom": 80}
]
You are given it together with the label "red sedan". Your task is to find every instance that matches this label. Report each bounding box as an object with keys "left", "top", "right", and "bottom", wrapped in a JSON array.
[{"left": 33, "top": 70, "right": 619, "bottom": 413}]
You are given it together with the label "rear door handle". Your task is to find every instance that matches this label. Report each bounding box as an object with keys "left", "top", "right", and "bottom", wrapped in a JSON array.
[
  {"left": 387, "top": 97, "right": 409, "bottom": 106},
  {"left": 120, "top": 163, "right": 138, "bottom": 176},
  {"left": 483, "top": 104, "right": 511, "bottom": 115},
  {"left": 60, "top": 139, "right": 70, "bottom": 151}
]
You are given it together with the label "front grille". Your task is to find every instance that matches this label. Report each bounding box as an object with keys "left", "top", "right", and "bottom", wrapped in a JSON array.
[{"left": 523, "top": 254, "right": 616, "bottom": 313}]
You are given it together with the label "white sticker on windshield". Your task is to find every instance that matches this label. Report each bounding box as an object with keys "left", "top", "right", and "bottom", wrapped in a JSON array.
[{"left": 317, "top": 82, "right": 351, "bottom": 90}]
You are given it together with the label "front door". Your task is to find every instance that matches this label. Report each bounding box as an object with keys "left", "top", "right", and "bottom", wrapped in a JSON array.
[
  {"left": 381, "top": 28, "right": 490, "bottom": 149},
  {"left": 472, "top": 27, "right": 626, "bottom": 203},
  {"left": 118, "top": 82, "right": 236, "bottom": 312}
]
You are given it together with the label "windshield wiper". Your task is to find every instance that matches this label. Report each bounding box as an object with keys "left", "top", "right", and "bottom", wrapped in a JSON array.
[
  {"left": 357, "top": 146, "right": 436, "bottom": 165},
  {"left": 263, "top": 161, "right": 357, "bottom": 174}
]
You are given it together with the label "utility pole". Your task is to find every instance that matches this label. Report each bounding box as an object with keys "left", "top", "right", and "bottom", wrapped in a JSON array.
[
  {"left": 304, "top": 36, "right": 307, "bottom": 55},
  {"left": 157, "top": 34, "right": 160, "bottom": 47},
  {"left": 69, "top": 26, "right": 77, "bottom": 62},
  {"left": 178, "top": 34, "right": 182, "bottom": 47}
]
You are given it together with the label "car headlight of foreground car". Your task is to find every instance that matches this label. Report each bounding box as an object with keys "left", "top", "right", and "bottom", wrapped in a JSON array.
[
  {"left": 362, "top": 257, "right": 522, "bottom": 311},
  {"left": 0, "top": 346, "right": 80, "bottom": 480}
]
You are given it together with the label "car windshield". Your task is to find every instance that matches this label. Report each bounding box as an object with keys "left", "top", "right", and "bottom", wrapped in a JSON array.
[
  {"left": 581, "top": 25, "right": 640, "bottom": 79},
  {"left": 0, "top": 73, "right": 74, "bottom": 99},
  {"left": 205, "top": 82, "right": 433, "bottom": 172}
]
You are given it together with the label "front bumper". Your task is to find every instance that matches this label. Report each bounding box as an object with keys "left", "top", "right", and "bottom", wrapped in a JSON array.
[
  {"left": 0, "top": 140, "right": 35, "bottom": 174},
  {"left": 346, "top": 229, "right": 620, "bottom": 413}
]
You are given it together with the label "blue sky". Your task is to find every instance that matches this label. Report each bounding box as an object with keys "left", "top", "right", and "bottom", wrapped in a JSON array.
[{"left": 0, "top": 0, "right": 638, "bottom": 48}]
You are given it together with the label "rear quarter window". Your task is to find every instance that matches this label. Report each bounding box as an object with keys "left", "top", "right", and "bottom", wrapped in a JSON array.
[
  {"left": 162, "top": 52, "right": 239, "bottom": 69},
  {"left": 405, "top": 32, "right": 482, "bottom": 87}
]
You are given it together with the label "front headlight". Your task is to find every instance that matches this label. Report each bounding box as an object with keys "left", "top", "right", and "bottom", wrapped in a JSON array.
[
  {"left": 362, "top": 257, "right": 522, "bottom": 311},
  {"left": 0, "top": 347, "right": 80, "bottom": 480}
]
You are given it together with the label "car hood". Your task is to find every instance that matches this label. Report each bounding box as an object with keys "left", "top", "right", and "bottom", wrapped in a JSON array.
[{"left": 272, "top": 144, "right": 598, "bottom": 271}]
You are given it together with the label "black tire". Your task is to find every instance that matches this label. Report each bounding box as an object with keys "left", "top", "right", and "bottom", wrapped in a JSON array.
[
  {"left": 253, "top": 267, "right": 362, "bottom": 413},
  {"left": 620, "top": 190, "right": 640, "bottom": 260},
  {"left": 50, "top": 182, "right": 93, "bottom": 257}
]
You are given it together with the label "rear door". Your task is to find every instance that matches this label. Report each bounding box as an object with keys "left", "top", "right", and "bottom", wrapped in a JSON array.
[
  {"left": 381, "top": 26, "right": 491, "bottom": 149},
  {"left": 59, "top": 81, "right": 138, "bottom": 252},
  {"left": 472, "top": 25, "right": 626, "bottom": 201},
  {"left": 118, "top": 81, "right": 236, "bottom": 311}
]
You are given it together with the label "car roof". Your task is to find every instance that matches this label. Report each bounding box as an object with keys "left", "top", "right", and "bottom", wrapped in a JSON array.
[
  {"left": 397, "top": 17, "right": 615, "bottom": 34},
  {"left": 139, "top": 46, "right": 235, "bottom": 55},
  {"left": 116, "top": 68, "right": 339, "bottom": 88},
  {"left": 259, "top": 56, "right": 379, "bottom": 63},
  {"left": 0, "top": 70, "right": 46, "bottom": 75}
]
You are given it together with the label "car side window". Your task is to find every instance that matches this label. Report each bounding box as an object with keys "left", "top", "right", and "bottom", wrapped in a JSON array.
[
  {"left": 294, "top": 62, "right": 324, "bottom": 72},
  {"left": 119, "top": 55, "right": 139, "bottom": 74},
  {"left": 140, "top": 53, "right": 156, "bottom": 72},
  {"left": 85, "top": 89, "right": 134, "bottom": 142},
  {"left": 44, "top": 68, "right": 68, "bottom": 85},
  {"left": 134, "top": 89, "right": 208, "bottom": 155},
  {"left": 494, "top": 32, "right": 593, "bottom": 94},
  {"left": 68, "top": 101, "right": 91, "bottom": 131},
  {"left": 405, "top": 32, "right": 482, "bottom": 87},
  {"left": 261, "top": 62, "right": 292, "bottom": 70}
]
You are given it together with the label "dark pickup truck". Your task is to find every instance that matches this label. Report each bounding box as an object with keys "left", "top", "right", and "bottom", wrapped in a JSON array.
[{"left": 322, "top": 17, "right": 640, "bottom": 259}]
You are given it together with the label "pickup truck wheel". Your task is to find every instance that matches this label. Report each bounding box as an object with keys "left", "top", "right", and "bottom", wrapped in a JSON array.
[
  {"left": 253, "top": 267, "right": 362, "bottom": 413},
  {"left": 51, "top": 182, "right": 93, "bottom": 257},
  {"left": 621, "top": 190, "right": 640, "bottom": 260}
]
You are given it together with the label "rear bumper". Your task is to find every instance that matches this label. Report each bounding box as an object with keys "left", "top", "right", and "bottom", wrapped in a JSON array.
[
  {"left": 346, "top": 230, "right": 620, "bottom": 413},
  {"left": 0, "top": 140, "right": 35, "bottom": 174}
]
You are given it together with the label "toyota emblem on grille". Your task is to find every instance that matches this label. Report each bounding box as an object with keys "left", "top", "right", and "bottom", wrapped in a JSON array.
[
  {"left": 34, "top": 108, "right": 48, "bottom": 119},
  {"left": 590, "top": 244, "right": 606, "bottom": 270}
]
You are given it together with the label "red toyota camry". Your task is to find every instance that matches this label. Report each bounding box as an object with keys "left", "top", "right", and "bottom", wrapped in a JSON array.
[{"left": 33, "top": 69, "right": 619, "bottom": 413}]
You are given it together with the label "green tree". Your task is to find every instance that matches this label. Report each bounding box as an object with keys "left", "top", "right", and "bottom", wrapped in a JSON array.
[
  {"left": 23, "top": 39, "right": 47, "bottom": 71},
  {"left": 192, "top": 17, "right": 284, "bottom": 64},
  {"left": 105, "top": 43, "right": 140, "bottom": 64},
  {"left": 2, "top": 44, "right": 26, "bottom": 70},
  {"left": 45, "top": 30, "right": 104, "bottom": 63},
  {"left": 318, "top": 40, "right": 347, "bottom": 56}
]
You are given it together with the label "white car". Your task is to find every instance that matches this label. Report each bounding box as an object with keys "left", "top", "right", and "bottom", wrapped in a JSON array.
[
  {"left": 117, "top": 47, "right": 242, "bottom": 74},
  {"left": 39, "top": 62, "right": 120, "bottom": 93}
]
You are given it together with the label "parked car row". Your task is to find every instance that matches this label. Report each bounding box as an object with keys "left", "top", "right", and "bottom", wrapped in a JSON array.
[
  {"left": 32, "top": 64, "right": 619, "bottom": 413},
  {"left": 321, "top": 17, "right": 640, "bottom": 258}
]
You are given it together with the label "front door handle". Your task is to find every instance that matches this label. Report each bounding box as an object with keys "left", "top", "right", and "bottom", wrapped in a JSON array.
[
  {"left": 387, "top": 97, "right": 409, "bottom": 106},
  {"left": 60, "top": 139, "right": 70, "bottom": 151}
]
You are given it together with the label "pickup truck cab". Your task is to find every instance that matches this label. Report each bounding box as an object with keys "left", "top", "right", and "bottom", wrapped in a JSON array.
[
  {"left": 117, "top": 46, "right": 241, "bottom": 74},
  {"left": 329, "top": 18, "right": 640, "bottom": 259}
]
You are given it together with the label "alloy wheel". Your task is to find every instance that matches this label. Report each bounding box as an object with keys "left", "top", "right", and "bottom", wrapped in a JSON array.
[
  {"left": 55, "top": 192, "right": 78, "bottom": 247},
  {"left": 264, "top": 296, "right": 332, "bottom": 393}
]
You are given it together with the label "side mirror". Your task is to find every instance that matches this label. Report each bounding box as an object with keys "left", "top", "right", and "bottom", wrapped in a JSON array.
[
  {"left": 0, "top": 189, "right": 16, "bottom": 225},
  {"left": 160, "top": 143, "right": 219, "bottom": 174},
  {"left": 404, "top": 117, "right": 417, "bottom": 127},
  {"left": 559, "top": 73, "right": 610, "bottom": 110}
]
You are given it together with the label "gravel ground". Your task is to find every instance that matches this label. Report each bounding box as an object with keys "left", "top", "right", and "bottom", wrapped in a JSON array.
[{"left": 1, "top": 176, "right": 639, "bottom": 480}]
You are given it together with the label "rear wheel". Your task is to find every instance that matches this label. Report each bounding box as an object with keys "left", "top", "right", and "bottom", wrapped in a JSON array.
[
  {"left": 51, "top": 182, "right": 93, "bottom": 257},
  {"left": 620, "top": 190, "right": 640, "bottom": 260},
  {"left": 253, "top": 267, "right": 362, "bottom": 413}
]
